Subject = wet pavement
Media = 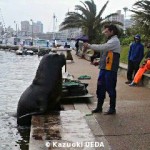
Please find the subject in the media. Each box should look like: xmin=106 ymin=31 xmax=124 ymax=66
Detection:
xmin=65 ymin=51 xmax=150 ymax=150
xmin=30 ymin=110 xmax=96 ymax=150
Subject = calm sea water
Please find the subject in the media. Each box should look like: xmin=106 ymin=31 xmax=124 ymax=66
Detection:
xmin=0 ymin=50 xmax=40 ymax=150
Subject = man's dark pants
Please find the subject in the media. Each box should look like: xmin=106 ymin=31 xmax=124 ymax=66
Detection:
xmin=97 ymin=69 xmax=117 ymax=110
xmin=127 ymin=60 xmax=140 ymax=81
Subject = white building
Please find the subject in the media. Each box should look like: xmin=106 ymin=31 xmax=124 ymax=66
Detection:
xmin=108 ymin=10 xmax=124 ymax=25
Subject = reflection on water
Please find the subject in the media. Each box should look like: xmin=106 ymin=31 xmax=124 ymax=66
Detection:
xmin=0 ymin=50 xmax=40 ymax=150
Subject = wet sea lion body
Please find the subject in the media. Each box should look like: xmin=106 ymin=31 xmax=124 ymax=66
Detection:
xmin=17 ymin=53 xmax=66 ymax=126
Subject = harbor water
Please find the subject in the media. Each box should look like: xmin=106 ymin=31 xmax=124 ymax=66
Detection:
xmin=0 ymin=50 xmax=40 ymax=150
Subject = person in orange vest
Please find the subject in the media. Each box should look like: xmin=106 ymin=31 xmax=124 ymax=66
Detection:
xmin=125 ymin=34 xmax=144 ymax=84
xmin=129 ymin=44 xmax=150 ymax=86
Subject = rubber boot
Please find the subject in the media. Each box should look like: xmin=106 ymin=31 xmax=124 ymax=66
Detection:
xmin=104 ymin=98 xmax=116 ymax=115
xmin=92 ymin=99 xmax=104 ymax=113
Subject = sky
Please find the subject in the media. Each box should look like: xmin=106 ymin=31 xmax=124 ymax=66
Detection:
xmin=0 ymin=0 xmax=137 ymax=33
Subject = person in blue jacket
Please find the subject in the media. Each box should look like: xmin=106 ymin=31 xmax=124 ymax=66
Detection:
xmin=125 ymin=34 xmax=144 ymax=84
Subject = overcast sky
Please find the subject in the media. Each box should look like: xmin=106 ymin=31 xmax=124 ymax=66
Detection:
xmin=0 ymin=0 xmax=137 ymax=33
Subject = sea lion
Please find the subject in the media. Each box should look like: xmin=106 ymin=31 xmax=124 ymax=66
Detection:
xmin=17 ymin=53 xmax=66 ymax=126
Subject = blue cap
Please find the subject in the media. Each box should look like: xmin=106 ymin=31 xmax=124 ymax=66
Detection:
xmin=134 ymin=34 xmax=141 ymax=40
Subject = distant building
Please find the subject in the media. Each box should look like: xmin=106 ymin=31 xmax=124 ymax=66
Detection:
xmin=107 ymin=10 xmax=124 ymax=25
xmin=107 ymin=10 xmax=134 ymax=30
xmin=21 ymin=21 xmax=30 ymax=32
xmin=21 ymin=21 xmax=30 ymax=36
xmin=21 ymin=20 xmax=43 ymax=35
xmin=111 ymin=10 xmax=124 ymax=24
xmin=19 ymin=20 xmax=82 ymax=40
xmin=36 ymin=21 xmax=43 ymax=33
xmin=31 ymin=21 xmax=43 ymax=33
xmin=57 ymin=25 xmax=82 ymax=40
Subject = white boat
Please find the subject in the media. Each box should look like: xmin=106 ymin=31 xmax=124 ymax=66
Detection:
xmin=16 ymin=49 xmax=23 ymax=55
xmin=15 ymin=45 xmax=34 ymax=55
xmin=25 ymin=50 xmax=34 ymax=55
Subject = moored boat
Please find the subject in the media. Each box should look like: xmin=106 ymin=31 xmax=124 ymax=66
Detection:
xmin=15 ymin=45 xmax=34 ymax=55
xmin=16 ymin=49 xmax=23 ymax=55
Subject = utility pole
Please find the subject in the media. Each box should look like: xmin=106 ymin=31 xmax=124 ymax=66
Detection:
xmin=13 ymin=21 xmax=18 ymax=45
xmin=30 ymin=19 xmax=33 ymax=46
xmin=53 ymin=13 xmax=56 ymax=40
xmin=14 ymin=21 xmax=17 ymax=37
xmin=123 ymin=7 xmax=128 ymax=34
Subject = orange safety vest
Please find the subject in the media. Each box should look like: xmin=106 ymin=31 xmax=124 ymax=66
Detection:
xmin=105 ymin=51 xmax=113 ymax=70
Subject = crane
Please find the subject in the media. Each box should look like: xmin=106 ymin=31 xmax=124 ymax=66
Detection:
xmin=0 ymin=8 xmax=6 ymax=32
